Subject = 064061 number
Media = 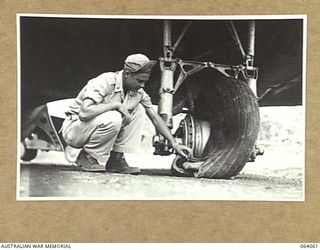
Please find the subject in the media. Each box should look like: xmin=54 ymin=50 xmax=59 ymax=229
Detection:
xmin=300 ymin=244 xmax=318 ymax=248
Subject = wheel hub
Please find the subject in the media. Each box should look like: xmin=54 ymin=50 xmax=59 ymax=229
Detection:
xmin=171 ymin=115 xmax=211 ymax=176
xmin=179 ymin=115 xmax=211 ymax=158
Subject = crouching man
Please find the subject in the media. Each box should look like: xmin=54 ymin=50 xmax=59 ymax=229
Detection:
xmin=61 ymin=54 xmax=192 ymax=174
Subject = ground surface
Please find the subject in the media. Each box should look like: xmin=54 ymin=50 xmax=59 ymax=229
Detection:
xmin=19 ymin=150 xmax=303 ymax=200
xmin=19 ymin=106 xmax=304 ymax=201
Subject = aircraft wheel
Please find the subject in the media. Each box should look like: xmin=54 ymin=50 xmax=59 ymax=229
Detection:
xmin=20 ymin=142 xmax=37 ymax=161
xmin=172 ymin=74 xmax=260 ymax=179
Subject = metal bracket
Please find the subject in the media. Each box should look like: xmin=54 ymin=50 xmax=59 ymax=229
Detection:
xmin=174 ymin=59 xmax=208 ymax=93
xmin=242 ymin=55 xmax=258 ymax=80
xmin=159 ymin=57 xmax=177 ymax=72
xmin=173 ymin=59 xmax=252 ymax=93
xmin=160 ymin=87 xmax=175 ymax=95
xmin=207 ymin=62 xmax=244 ymax=79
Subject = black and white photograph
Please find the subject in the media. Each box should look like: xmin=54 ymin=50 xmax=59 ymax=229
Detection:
xmin=17 ymin=14 xmax=306 ymax=200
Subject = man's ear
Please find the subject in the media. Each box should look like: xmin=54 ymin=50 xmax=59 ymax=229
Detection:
xmin=123 ymin=70 xmax=130 ymax=78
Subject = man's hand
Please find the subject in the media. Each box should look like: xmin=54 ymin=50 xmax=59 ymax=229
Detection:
xmin=116 ymin=103 xmax=132 ymax=126
xmin=172 ymin=143 xmax=193 ymax=159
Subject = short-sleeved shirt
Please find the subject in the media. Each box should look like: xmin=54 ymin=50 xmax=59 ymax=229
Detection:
xmin=67 ymin=70 xmax=153 ymax=115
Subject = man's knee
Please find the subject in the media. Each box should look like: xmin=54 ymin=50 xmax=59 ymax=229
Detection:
xmin=97 ymin=111 xmax=122 ymax=132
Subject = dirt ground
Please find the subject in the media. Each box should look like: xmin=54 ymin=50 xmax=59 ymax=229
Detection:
xmin=18 ymin=106 xmax=304 ymax=201
xmin=19 ymin=148 xmax=304 ymax=200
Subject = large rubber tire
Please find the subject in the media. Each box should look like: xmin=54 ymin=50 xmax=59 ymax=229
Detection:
xmin=177 ymin=71 xmax=260 ymax=179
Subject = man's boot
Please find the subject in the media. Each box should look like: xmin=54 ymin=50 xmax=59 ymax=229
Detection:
xmin=75 ymin=149 xmax=106 ymax=172
xmin=105 ymin=151 xmax=141 ymax=175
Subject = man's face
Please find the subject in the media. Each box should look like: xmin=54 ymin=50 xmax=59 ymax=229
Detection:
xmin=123 ymin=71 xmax=150 ymax=91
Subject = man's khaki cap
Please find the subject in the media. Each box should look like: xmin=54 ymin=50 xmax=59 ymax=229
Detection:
xmin=124 ymin=54 xmax=157 ymax=73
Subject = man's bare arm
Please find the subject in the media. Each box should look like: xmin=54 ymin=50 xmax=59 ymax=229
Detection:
xmin=79 ymin=99 xmax=131 ymax=122
xmin=145 ymin=107 xmax=192 ymax=158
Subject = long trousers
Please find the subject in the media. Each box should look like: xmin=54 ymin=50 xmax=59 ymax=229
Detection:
xmin=61 ymin=104 xmax=145 ymax=165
